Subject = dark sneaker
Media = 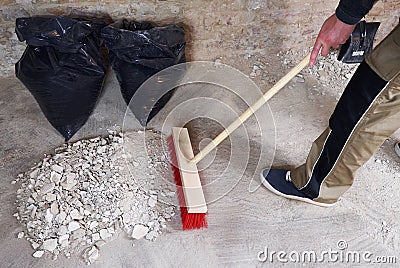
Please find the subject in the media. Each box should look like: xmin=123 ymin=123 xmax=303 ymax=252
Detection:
xmin=395 ymin=142 xmax=400 ymax=158
xmin=260 ymin=169 xmax=335 ymax=207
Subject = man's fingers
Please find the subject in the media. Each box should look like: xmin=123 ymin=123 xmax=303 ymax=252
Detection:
xmin=321 ymin=44 xmax=330 ymax=57
xmin=310 ymin=40 xmax=322 ymax=66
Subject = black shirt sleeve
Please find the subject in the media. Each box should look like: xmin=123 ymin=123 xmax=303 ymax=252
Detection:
xmin=335 ymin=0 xmax=376 ymax=25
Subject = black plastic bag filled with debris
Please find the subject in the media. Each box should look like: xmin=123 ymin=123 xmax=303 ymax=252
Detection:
xmin=15 ymin=17 xmax=107 ymax=141
xmin=101 ymin=20 xmax=186 ymax=126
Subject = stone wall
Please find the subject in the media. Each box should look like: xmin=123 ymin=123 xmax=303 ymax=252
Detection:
xmin=1 ymin=0 xmax=399 ymax=76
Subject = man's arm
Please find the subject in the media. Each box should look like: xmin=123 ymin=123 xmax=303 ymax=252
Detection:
xmin=309 ymin=0 xmax=376 ymax=65
xmin=336 ymin=0 xmax=376 ymax=25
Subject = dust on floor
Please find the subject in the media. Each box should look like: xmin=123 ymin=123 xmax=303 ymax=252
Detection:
xmin=1 ymin=51 xmax=400 ymax=267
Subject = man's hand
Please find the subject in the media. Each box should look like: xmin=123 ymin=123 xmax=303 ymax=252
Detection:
xmin=309 ymin=14 xmax=356 ymax=66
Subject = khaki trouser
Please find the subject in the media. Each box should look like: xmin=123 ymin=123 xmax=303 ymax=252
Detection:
xmin=291 ymin=24 xmax=400 ymax=204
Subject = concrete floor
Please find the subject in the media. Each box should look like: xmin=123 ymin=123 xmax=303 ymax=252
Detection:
xmin=1 ymin=58 xmax=400 ymax=267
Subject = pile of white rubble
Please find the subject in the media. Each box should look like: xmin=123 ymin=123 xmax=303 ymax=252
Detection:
xmin=13 ymin=130 xmax=177 ymax=264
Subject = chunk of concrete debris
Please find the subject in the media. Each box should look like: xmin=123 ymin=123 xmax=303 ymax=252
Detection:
xmin=148 ymin=195 xmax=157 ymax=207
xmin=58 ymin=225 xmax=68 ymax=236
xmin=66 ymin=172 xmax=76 ymax=182
xmin=83 ymin=246 xmax=100 ymax=264
xmin=58 ymin=234 xmax=69 ymax=244
xmin=60 ymin=239 xmax=69 ymax=248
xmin=31 ymin=242 xmax=41 ymax=250
xmin=89 ymin=221 xmax=98 ymax=230
xmin=30 ymin=169 xmax=39 ymax=179
xmin=41 ymin=182 xmax=55 ymax=194
xmin=51 ymin=164 xmax=63 ymax=173
xmin=33 ymin=250 xmax=45 ymax=258
xmin=94 ymin=240 xmax=106 ymax=248
xmin=131 ymin=225 xmax=149 ymax=239
xmin=72 ymin=229 xmax=86 ymax=240
xmin=45 ymin=208 xmax=54 ymax=223
xmin=62 ymin=173 xmax=78 ymax=190
xmin=68 ymin=221 xmax=80 ymax=232
xmin=50 ymin=172 xmax=62 ymax=184
xmin=46 ymin=193 xmax=57 ymax=202
xmin=42 ymin=238 xmax=58 ymax=252
xmin=92 ymin=233 xmax=100 ymax=241
xmin=145 ymin=230 xmax=157 ymax=241
xmin=50 ymin=202 xmax=59 ymax=215
xmin=56 ymin=211 xmax=67 ymax=223
xmin=17 ymin=231 xmax=24 ymax=239
xmin=70 ymin=209 xmax=83 ymax=220
xmin=99 ymin=229 xmax=112 ymax=240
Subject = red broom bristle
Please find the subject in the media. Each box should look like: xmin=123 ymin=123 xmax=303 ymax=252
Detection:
xmin=167 ymin=135 xmax=207 ymax=230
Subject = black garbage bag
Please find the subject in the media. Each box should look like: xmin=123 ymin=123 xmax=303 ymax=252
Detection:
xmin=101 ymin=20 xmax=186 ymax=126
xmin=15 ymin=17 xmax=107 ymax=141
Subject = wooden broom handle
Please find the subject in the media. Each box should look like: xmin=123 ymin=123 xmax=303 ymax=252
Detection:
xmin=189 ymin=53 xmax=311 ymax=164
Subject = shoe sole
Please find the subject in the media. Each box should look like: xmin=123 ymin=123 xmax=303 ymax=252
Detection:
xmin=260 ymin=173 xmax=336 ymax=207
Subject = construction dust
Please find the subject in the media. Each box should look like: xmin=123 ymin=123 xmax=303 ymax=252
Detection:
xmin=278 ymin=50 xmax=359 ymax=99
xmin=13 ymin=130 xmax=177 ymax=265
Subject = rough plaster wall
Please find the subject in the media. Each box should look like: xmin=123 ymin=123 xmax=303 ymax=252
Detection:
xmin=0 ymin=0 xmax=399 ymax=76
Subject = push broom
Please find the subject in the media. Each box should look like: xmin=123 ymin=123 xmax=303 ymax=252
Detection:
xmin=168 ymin=53 xmax=311 ymax=230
